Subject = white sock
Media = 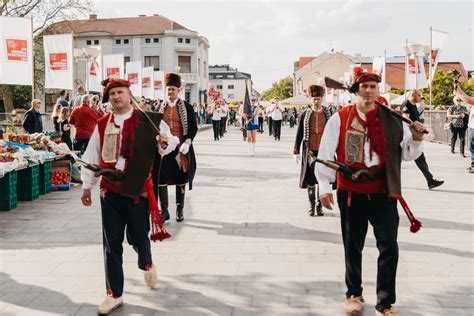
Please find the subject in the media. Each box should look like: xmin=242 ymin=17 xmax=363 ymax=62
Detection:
xmin=251 ymin=143 xmax=255 ymax=155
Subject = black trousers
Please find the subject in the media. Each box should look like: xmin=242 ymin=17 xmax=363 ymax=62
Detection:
xmin=273 ymin=119 xmax=282 ymax=140
xmin=268 ymin=117 xmax=273 ymax=136
xmin=450 ymin=125 xmax=466 ymax=154
xmin=100 ymin=191 xmax=152 ymax=297
xmin=220 ymin=117 xmax=226 ymax=137
xmin=212 ymin=120 xmax=220 ymax=140
xmin=258 ymin=117 xmax=264 ymax=131
xmin=337 ymin=190 xmax=399 ymax=312
xmin=414 ymin=153 xmax=433 ymax=183
xmin=74 ymin=138 xmax=90 ymax=155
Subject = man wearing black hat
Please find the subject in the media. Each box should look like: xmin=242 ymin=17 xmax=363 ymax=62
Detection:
xmin=293 ymin=85 xmax=332 ymax=216
xmin=316 ymin=67 xmax=426 ymax=316
xmin=154 ymin=72 xmax=198 ymax=223
xmin=80 ymin=78 xmax=178 ymax=315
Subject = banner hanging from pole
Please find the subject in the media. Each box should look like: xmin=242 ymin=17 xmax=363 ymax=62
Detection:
xmin=407 ymin=54 xmax=428 ymax=89
xmin=86 ymin=46 xmax=102 ymax=92
xmin=102 ymin=54 xmax=124 ymax=80
xmin=0 ymin=16 xmax=33 ymax=86
xmin=125 ymin=61 xmax=142 ymax=97
xmin=44 ymin=34 xmax=73 ymax=90
xmin=430 ymin=29 xmax=448 ymax=82
xmin=372 ymin=56 xmax=386 ymax=93
xmin=141 ymin=67 xmax=154 ymax=99
xmin=153 ymin=71 xmax=164 ymax=100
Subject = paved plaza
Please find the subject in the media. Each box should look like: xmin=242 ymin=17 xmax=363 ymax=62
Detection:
xmin=0 ymin=125 xmax=473 ymax=316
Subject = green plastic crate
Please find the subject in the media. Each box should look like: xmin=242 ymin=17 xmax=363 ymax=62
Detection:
xmin=17 ymin=165 xmax=40 ymax=201
xmin=0 ymin=171 xmax=17 ymax=211
xmin=39 ymin=161 xmax=52 ymax=195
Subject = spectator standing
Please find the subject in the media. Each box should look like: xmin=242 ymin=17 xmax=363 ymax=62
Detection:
xmin=22 ymin=99 xmax=43 ymax=134
xmin=454 ymin=86 xmax=474 ymax=172
xmin=69 ymin=95 xmax=99 ymax=154
xmin=71 ymin=86 xmax=86 ymax=108
xmin=59 ymin=107 xmax=73 ymax=149
xmin=447 ymin=96 xmax=469 ymax=157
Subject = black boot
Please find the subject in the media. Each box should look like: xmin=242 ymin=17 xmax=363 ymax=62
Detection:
xmin=176 ymin=185 xmax=185 ymax=222
xmin=316 ymin=185 xmax=324 ymax=216
xmin=307 ymin=186 xmax=316 ymax=217
xmin=158 ymin=186 xmax=170 ymax=222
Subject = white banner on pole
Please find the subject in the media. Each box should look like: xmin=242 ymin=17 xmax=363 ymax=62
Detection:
xmin=102 ymin=54 xmax=124 ymax=80
xmin=126 ymin=61 xmax=141 ymax=97
xmin=87 ymin=46 xmax=102 ymax=92
xmin=430 ymin=30 xmax=448 ymax=82
xmin=44 ymin=34 xmax=73 ymax=90
xmin=372 ymin=56 xmax=386 ymax=93
xmin=153 ymin=71 xmax=164 ymax=100
xmin=0 ymin=16 xmax=33 ymax=86
xmin=407 ymin=54 xmax=428 ymax=89
xmin=141 ymin=67 xmax=154 ymax=99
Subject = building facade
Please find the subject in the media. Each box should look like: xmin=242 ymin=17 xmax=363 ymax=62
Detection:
xmin=46 ymin=14 xmax=210 ymax=105
xmin=209 ymin=65 xmax=253 ymax=103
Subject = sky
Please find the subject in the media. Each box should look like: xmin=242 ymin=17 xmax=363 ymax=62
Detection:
xmin=92 ymin=0 xmax=473 ymax=92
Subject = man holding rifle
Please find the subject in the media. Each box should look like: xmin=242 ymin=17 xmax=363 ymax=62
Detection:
xmin=316 ymin=67 xmax=425 ymax=316
xmin=80 ymin=78 xmax=179 ymax=315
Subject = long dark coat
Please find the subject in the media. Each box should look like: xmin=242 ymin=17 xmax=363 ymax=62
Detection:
xmin=293 ymin=107 xmax=331 ymax=188
xmin=152 ymin=99 xmax=198 ymax=193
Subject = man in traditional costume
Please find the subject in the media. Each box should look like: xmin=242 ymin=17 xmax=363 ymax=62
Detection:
xmin=80 ymin=79 xmax=179 ymax=315
xmin=293 ymin=85 xmax=332 ymax=216
xmin=153 ymin=73 xmax=198 ymax=223
xmin=316 ymin=67 xmax=425 ymax=316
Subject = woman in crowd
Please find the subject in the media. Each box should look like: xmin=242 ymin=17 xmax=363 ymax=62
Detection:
xmin=58 ymin=106 xmax=72 ymax=150
xmin=245 ymin=101 xmax=262 ymax=156
xmin=447 ymin=96 xmax=469 ymax=157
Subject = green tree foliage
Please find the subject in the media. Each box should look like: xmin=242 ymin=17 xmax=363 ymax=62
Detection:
xmin=261 ymin=76 xmax=293 ymax=101
xmin=421 ymin=69 xmax=474 ymax=107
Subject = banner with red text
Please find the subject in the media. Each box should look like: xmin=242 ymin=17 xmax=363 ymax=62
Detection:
xmin=102 ymin=54 xmax=124 ymax=80
xmin=125 ymin=61 xmax=142 ymax=97
xmin=44 ymin=34 xmax=73 ymax=90
xmin=153 ymin=71 xmax=165 ymax=100
xmin=0 ymin=16 xmax=33 ymax=86
xmin=86 ymin=46 xmax=102 ymax=92
xmin=141 ymin=67 xmax=154 ymax=99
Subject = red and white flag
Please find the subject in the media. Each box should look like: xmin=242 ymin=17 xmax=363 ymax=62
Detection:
xmin=407 ymin=54 xmax=428 ymax=89
xmin=372 ymin=56 xmax=386 ymax=93
xmin=86 ymin=46 xmax=102 ymax=93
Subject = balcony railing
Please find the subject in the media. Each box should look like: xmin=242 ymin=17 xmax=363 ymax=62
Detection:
xmin=180 ymin=73 xmax=198 ymax=84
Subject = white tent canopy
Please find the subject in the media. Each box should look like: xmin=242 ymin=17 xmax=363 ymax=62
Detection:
xmin=281 ymin=95 xmax=310 ymax=106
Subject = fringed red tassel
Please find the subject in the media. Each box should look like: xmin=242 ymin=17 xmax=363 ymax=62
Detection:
xmin=145 ymin=179 xmax=172 ymax=242
xmin=365 ymin=105 xmax=386 ymax=161
xmin=120 ymin=108 xmax=139 ymax=159
xmin=397 ymin=196 xmax=422 ymax=233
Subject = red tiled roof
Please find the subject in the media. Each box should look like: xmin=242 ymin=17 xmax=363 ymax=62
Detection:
xmin=45 ymin=15 xmax=188 ymax=36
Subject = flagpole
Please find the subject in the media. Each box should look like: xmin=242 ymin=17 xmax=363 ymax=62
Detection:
xmin=404 ymin=39 xmax=408 ymax=100
xmin=383 ymin=49 xmax=387 ymax=93
xmin=429 ymin=26 xmax=433 ymax=111
xmin=30 ymin=16 xmax=35 ymax=102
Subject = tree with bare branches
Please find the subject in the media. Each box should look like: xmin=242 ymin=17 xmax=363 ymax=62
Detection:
xmin=0 ymin=0 xmax=92 ymax=112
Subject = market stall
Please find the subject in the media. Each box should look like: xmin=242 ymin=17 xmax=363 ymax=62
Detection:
xmin=0 ymin=132 xmax=75 ymax=211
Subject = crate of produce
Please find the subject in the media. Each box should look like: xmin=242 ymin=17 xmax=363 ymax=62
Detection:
xmin=39 ymin=161 xmax=52 ymax=195
xmin=0 ymin=170 xmax=17 ymax=211
xmin=51 ymin=160 xmax=71 ymax=191
xmin=17 ymin=164 xmax=39 ymax=201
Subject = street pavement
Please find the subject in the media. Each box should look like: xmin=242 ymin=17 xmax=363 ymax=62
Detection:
xmin=0 ymin=124 xmax=473 ymax=316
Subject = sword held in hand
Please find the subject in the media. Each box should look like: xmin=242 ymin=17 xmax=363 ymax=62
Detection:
xmin=324 ymin=76 xmax=428 ymax=134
